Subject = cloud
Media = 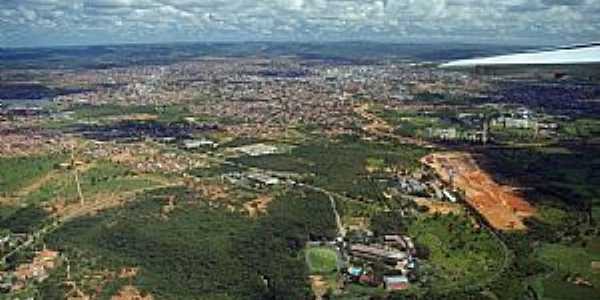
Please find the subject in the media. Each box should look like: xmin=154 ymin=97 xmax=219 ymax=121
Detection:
xmin=541 ymin=0 xmax=585 ymax=6
xmin=0 ymin=0 xmax=599 ymax=47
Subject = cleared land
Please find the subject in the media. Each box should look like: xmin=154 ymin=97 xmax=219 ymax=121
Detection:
xmin=413 ymin=197 xmax=463 ymax=215
xmin=421 ymin=152 xmax=536 ymax=230
xmin=243 ymin=194 xmax=273 ymax=218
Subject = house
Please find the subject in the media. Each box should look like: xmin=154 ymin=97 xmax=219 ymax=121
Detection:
xmin=246 ymin=173 xmax=281 ymax=186
xmin=347 ymin=266 xmax=364 ymax=278
xmin=0 ymin=234 xmax=9 ymax=246
xmin=427 ymin=127 xmax=458 ymax=140
xmin=383 ymin=235 xmax=415 ymax=254
xmin=383 ymin=275 xmax=409 ymax=291
xmin=34 ymin=249 xmax=60 ymax=269
xmin=395 ymin=177 xmax=427 ymax=195
xmin=359 ymin=273 xmax=379 ymax=286
xmin=236 ymin=143 xmax=279 ymax=156
xmin=349 ymin=244 xmax=408 ymax=266
xmin=442 ymin=189 xmax=457 ymax=202
xmin=183 ymin=139 xmax=217 ymax=149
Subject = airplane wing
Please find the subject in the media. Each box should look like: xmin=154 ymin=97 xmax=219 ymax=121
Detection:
xmin=441 ymin=44 xmax=600 ymax=67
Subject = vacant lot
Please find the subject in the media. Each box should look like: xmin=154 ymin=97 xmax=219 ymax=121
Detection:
xmin=422 ymin=152 xmax=535 ymax=230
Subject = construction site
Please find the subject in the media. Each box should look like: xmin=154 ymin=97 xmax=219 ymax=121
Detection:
xmin=421 ymin=152 xmax=536 ymax=230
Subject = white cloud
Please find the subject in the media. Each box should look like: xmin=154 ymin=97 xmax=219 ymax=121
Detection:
xmin=0 ymin=0 xmax=599 ymax=47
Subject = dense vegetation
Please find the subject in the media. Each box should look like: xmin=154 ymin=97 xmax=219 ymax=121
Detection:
xmin=41 ymin=186 xmax=336 ymax=299
xmin=480 ymin=145 xmax=600 ymax=222
xmin=234 ymin=135 xmax=428 ymax=201
xmin=465 ymin=143 xmax=600 ymax=300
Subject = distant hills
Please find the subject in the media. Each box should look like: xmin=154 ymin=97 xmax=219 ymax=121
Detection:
xmin=0 ymin=42 xmax=529 ymax=70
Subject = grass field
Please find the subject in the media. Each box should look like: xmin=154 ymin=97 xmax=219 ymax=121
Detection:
xmin=537 ymin=272 xmax=600 ymax=300
xmin=70 ymin=103 xmax=191 ymax=123
xmin=306 ymin=247 xmax=338 ymax=274
xmin=24 ymin=161 xmax=159 ymax=205
xmin=0 ymin=161 xmax=164 ymax=233
xmin=537 ymin=243 xmax=600 ymax=285
xmin=0 ymin=154 xmax=65 ymax=195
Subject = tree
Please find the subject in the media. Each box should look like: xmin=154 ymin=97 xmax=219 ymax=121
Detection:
xmin=414 ymin=242 xmax=430 ymax=260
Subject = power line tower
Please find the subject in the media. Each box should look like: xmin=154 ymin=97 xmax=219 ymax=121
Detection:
xmin=70 ymin=144 xmax=85 ymax=206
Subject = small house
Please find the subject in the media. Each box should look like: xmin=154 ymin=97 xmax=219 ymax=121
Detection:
xmin=383 ymin=275 xmax=409 ymax=291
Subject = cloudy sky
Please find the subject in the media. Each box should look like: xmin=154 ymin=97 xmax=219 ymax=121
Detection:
xmin=0 ymin=0 xmax=599 ymax=47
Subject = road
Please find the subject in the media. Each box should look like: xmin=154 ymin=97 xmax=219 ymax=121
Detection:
xmin=1 ymin=221 xmax=58 ymax=265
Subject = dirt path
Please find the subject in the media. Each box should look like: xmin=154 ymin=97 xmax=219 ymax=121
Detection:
xmin=16 ymin=171 xmax=60 ymax=197
xmin=309 ymin=275 xmax=328 ymax=300
xmin=421 ymin=152 xmax=535 ymax=230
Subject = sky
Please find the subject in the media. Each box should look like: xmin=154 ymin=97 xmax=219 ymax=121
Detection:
xmin=0 ymin=0 xmax=599 ymax=48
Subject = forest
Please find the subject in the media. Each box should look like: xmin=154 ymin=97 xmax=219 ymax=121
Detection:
xmin=39 ymin=186 xmax=336 ymax=300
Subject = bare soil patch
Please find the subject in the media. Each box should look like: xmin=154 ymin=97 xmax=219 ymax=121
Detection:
xmin=413 ymin=197 xmax=463 ymax=215
xmin=110 ymin=285 xmax=154 ymax=300
xmin=244 ymin=194 xmax=273 ymax=217
xmin=309 ymin=275 xmax=328 ymax=300
xmin=421 ymin=152 xmax=536 ymax=230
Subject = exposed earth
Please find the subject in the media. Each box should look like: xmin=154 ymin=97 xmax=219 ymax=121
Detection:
xmin=421 ymin=152 xmax=536 ymax=230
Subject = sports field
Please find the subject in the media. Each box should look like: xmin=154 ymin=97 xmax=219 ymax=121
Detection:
xmin=305 ymin=246 xmax=338 ymax=274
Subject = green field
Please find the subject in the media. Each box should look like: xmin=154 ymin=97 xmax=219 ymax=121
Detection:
xmin=378 ymin=110 xmax=447 ymax=138
xmin=537 ymin=243 xmax=600 ymax=287
xmin=536 ymin=271 xmax=600 ymax=300
xmin=70 ymin=103 xmax=191 ymax=123
xmin=306 ymin=247 xmax=338 ymax=274
xmin=408 ymin=214 xmax=505 ymax=291
xmin=23 ymin=161 xmax=159 ymax=205
xmin=0 ymin=161 xmax=162 ymax=233
xmin=0 ymin=154 xmax=65 ymax=195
